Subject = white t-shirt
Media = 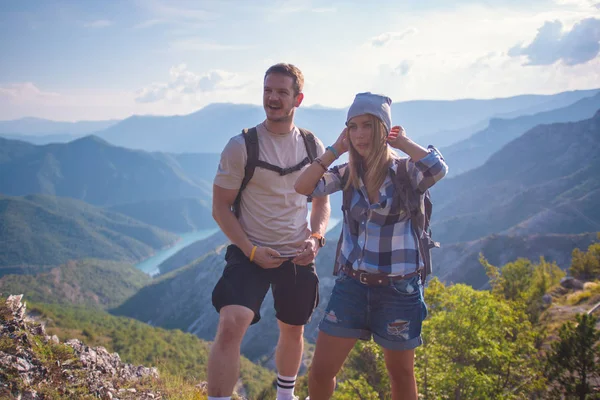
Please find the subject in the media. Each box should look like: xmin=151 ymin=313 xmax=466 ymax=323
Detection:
xmin=214 ymin=123 xmax=326 ymax=253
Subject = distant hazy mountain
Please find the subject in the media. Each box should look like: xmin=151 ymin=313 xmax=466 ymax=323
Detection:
xmin=433 ymin=232 xmax=598 ymax=290
xmin=0 ymin=137 xmax=36 ymax=163
xmin=0 ymin=132 xmax=84 ymax=145
xmin=108 ymin=197 xmax=216 ymax=233
xmin=89 ymin=89 xmax=600 ymax=154
xmin=0 ymin=194 xmax=177 ymax=272
xmin=441 ymin=92 xmax=600 ymax=176
xmin=0 ymin=135 xmax=215 ymax=207
xmin=431 ymin=110 xmax=600 ymax=244
xmin=0 ymin=117 xmax=119 ymax=135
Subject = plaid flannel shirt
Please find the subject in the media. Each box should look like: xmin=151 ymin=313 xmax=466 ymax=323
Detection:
xmin=312 ymin=147 xmax=448 ymax=276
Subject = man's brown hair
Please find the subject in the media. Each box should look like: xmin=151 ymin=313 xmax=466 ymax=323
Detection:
xmin=264 ymin=63 xmax=304 ymax=95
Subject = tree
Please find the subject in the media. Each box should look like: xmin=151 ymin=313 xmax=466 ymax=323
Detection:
xmin=569 ymin=240 xmax=600 ymax=280
xmin=482 ymin=255 xmax=565 ymax=323
xmin=546 ymin=313 xmax=600 ymax=399
xmin=416 ymin=279 xmax=545 ymax=399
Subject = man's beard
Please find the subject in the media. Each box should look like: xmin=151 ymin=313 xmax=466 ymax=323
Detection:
xmin=266 ymin=113 xmax=293 ymax=123
xmin=265 ymin=105 xmax=294 ymax=123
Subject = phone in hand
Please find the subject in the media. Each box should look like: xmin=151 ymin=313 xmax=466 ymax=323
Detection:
xmin=271 ymin=252 xmax=300 ymax=259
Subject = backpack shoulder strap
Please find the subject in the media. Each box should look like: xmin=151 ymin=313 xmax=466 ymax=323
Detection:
xmin=393 ymin=158 xmax=438 ymax=282
xmin=298 ymin=128 xmax=318 ymax=162
xmin=393 ymin=157 xmax=420 ymax=213
xmin=334 ymin=165 xmax=351 ymax=276
xmin=232 ymin=127 xmax=259 ymax=218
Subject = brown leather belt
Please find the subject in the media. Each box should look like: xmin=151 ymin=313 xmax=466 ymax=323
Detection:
xmin=341 ymin=265 xmax=421 ymax=286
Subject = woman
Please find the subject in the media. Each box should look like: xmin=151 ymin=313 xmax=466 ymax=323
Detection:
xmin=294 ymin=92 xmax=448 ymax=400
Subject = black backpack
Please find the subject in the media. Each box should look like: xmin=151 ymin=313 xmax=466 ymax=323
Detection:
xmin=334 ymin=158 xmax=439 ymax=282
xmin=232 ymin=126 xmax=318 ymax=218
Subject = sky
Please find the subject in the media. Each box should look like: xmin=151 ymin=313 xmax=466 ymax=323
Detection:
xmin=1 ymin=0 xmax=599 ymax=121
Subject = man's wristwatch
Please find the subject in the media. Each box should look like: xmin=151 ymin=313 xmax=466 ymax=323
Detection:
xmin=310 ymin=233 xmax=326 ymax=247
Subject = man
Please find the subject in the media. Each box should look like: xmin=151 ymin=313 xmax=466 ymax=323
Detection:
xmin=208 ymin=63 xmax=331 ymax=400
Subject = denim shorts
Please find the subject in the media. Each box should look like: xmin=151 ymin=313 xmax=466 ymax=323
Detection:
xmin=318 ymin=272 xmax=427 ymax=351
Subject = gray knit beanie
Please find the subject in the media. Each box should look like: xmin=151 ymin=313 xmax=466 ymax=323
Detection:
xmin=346 ymin=92 xmax=392 ymax=134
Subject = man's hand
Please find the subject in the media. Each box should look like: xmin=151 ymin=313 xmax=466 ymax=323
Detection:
xmin=252 ymin=246 xmax=286 ymax=269
xmin=292 ymin=237 xmax=319 ymax=265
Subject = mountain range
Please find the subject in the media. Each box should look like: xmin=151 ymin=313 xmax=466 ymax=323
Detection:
xmin=431 ymin=110 xmax=600 ymax=245
xmin=441 ymin=92 xmax=600 ymax=176
xmin=0 ymin=117 xmax=119 ymax=135
xmin=0 ymin=136 xmax=216 ymax=207
xmin=2 ymin=89 xmax=598 ymax=153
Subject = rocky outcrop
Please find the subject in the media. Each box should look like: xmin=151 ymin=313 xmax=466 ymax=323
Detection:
xmin=0 ymin=294 xmax=161 ymax=399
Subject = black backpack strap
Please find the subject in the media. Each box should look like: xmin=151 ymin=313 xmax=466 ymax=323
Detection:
xmin=394 ymin=158 xmax=426 ymax=275
xmin=334 ymin=166 xmax=351 ymax=276
xmin=298 ymin=128 xmax=318 ymax=162
xmin=255 ymin=158 xmax=311 ymax=176
xmin=394 ymin=158 xmax=438 ymax=282
xmin=232 ymin=127 xmax=259 ymax=218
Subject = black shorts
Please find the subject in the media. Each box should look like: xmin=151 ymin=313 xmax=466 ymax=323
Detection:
xmin=212 ymin=245 xmax=320 ymax=326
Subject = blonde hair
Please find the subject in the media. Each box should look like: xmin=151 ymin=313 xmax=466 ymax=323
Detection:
xmin=345 ymin=115 xmax=397 ymax=198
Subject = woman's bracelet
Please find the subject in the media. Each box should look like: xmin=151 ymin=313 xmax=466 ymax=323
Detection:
xmin=326 ymin=145 xmax=339 ymax=159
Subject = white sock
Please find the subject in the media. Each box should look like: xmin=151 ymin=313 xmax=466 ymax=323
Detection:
xmin=208 ymin=397 xmax=231 ymax=400
xmin=277 ymin=373 xmax=297 ymax=400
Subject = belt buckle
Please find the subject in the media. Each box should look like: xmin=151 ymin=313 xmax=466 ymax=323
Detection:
xmin=359 ymin=272 xmax=368 ymax=285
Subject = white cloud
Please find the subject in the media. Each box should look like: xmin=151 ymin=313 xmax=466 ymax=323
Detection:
xmin=135 ymin=64 xmax=248 ymax=103
xmin=0 ymin=83 xmax=60 ymax=103
xmin=509 ymin=17 xmax=600 ymax=65
xmin=83 ymin=19 xmax=112 ymax=28
xmin=370 ymin=29 xmax=418 ymax=47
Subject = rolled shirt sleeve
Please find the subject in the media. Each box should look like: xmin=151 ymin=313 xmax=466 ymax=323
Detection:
xmin=311 ymin=163 xmax=348 ymax=197
xmin=408 ymin=146 xmax=448 ymax=194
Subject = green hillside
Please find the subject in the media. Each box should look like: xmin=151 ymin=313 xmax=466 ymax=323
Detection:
xmin=0 ymin=259 xmax=151 ymax=309
xmin=0 ymin=194 xmax=177 ymax=272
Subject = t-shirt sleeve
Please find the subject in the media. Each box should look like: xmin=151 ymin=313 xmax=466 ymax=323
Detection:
xmin=213 ymin=136 xmax=247 ymax=190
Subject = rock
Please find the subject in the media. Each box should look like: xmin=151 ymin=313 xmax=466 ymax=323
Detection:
xmin=561 ymin=277 xmax=584 ymax=290
xmin=31 ymin=324 xmax=45 ymax=336
xmin=15 ymin=357 xmax=33 ymax=372
xmin=542 ymin=294 xmax=553 ymax=305
xmin=22 ymin=390 xmax=38 ymax=400
xmin=1 ymin=294 xmax=161 ymax=400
